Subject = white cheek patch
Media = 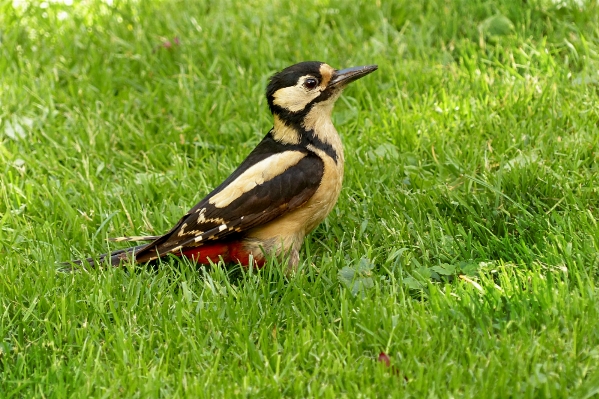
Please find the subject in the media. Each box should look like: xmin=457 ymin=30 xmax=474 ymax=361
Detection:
xmin=272 ymin=85 xmax=321 ymax=112
xmin=209 ymin=151 xmax=307 ymax=208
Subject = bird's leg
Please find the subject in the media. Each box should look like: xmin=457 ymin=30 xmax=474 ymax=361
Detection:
xmin=285 ymin=248 xmax=301 ymax=276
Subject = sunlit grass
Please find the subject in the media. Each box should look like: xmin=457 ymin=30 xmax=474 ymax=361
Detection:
xmin=2 ymin=0 xmax=599 ymax=397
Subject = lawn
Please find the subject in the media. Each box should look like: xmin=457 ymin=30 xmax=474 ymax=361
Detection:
xmin=2 ymin=0 xmax=599 ymax=397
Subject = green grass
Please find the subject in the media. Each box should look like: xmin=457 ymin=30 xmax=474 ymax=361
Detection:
xmin=2 ymin=0 xmax=599 ymax=397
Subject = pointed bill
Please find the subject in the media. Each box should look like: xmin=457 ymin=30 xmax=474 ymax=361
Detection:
xmin=329 ymin=65 xmax=378 ymax=87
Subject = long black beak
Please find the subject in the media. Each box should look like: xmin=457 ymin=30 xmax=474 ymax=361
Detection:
xmin=329 ymin=65 xmax=378 ymax=87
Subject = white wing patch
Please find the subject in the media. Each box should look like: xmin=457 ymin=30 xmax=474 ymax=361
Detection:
xmin=209 ymin=151 xmax=306 ymax=208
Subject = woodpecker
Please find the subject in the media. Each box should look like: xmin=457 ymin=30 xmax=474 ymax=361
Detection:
xmin=70 ymin=61 xmax=377 ymax=272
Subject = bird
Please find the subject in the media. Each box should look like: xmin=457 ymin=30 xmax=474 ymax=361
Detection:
xmin=69 ymin=61 xmax=377 ymax=273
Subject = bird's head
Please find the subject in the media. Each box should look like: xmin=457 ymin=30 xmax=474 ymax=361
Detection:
xmin=266 ymin=61 xmax=377 ymax=124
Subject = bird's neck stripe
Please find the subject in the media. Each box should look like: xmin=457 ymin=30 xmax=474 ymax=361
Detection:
xmin=272 ymin=115 xmax=301 ymax=145
xmin=270 ymin=124 xmax=339 ymax=165
xmin=303 ymin=130 xmax=339 ymax=164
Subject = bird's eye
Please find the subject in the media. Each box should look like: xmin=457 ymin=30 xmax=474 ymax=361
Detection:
xmin=303 ymin=78 xmax=318 ymax=90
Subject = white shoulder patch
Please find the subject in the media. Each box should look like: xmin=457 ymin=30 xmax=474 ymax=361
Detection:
xmin=209 ymin=151 xmax=306 ymax=208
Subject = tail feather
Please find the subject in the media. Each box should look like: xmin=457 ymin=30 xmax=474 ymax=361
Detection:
xmin=63 ymin=240 xmax=257 ymax=270
xmin=64 ymin=244 xmax=148 ymax=269
xmin=107 ymin=235 xmax=161 ymax=242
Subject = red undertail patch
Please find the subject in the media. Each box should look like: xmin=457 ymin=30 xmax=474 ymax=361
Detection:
xmin=180 ymin=242 xmax=266 ymax=268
